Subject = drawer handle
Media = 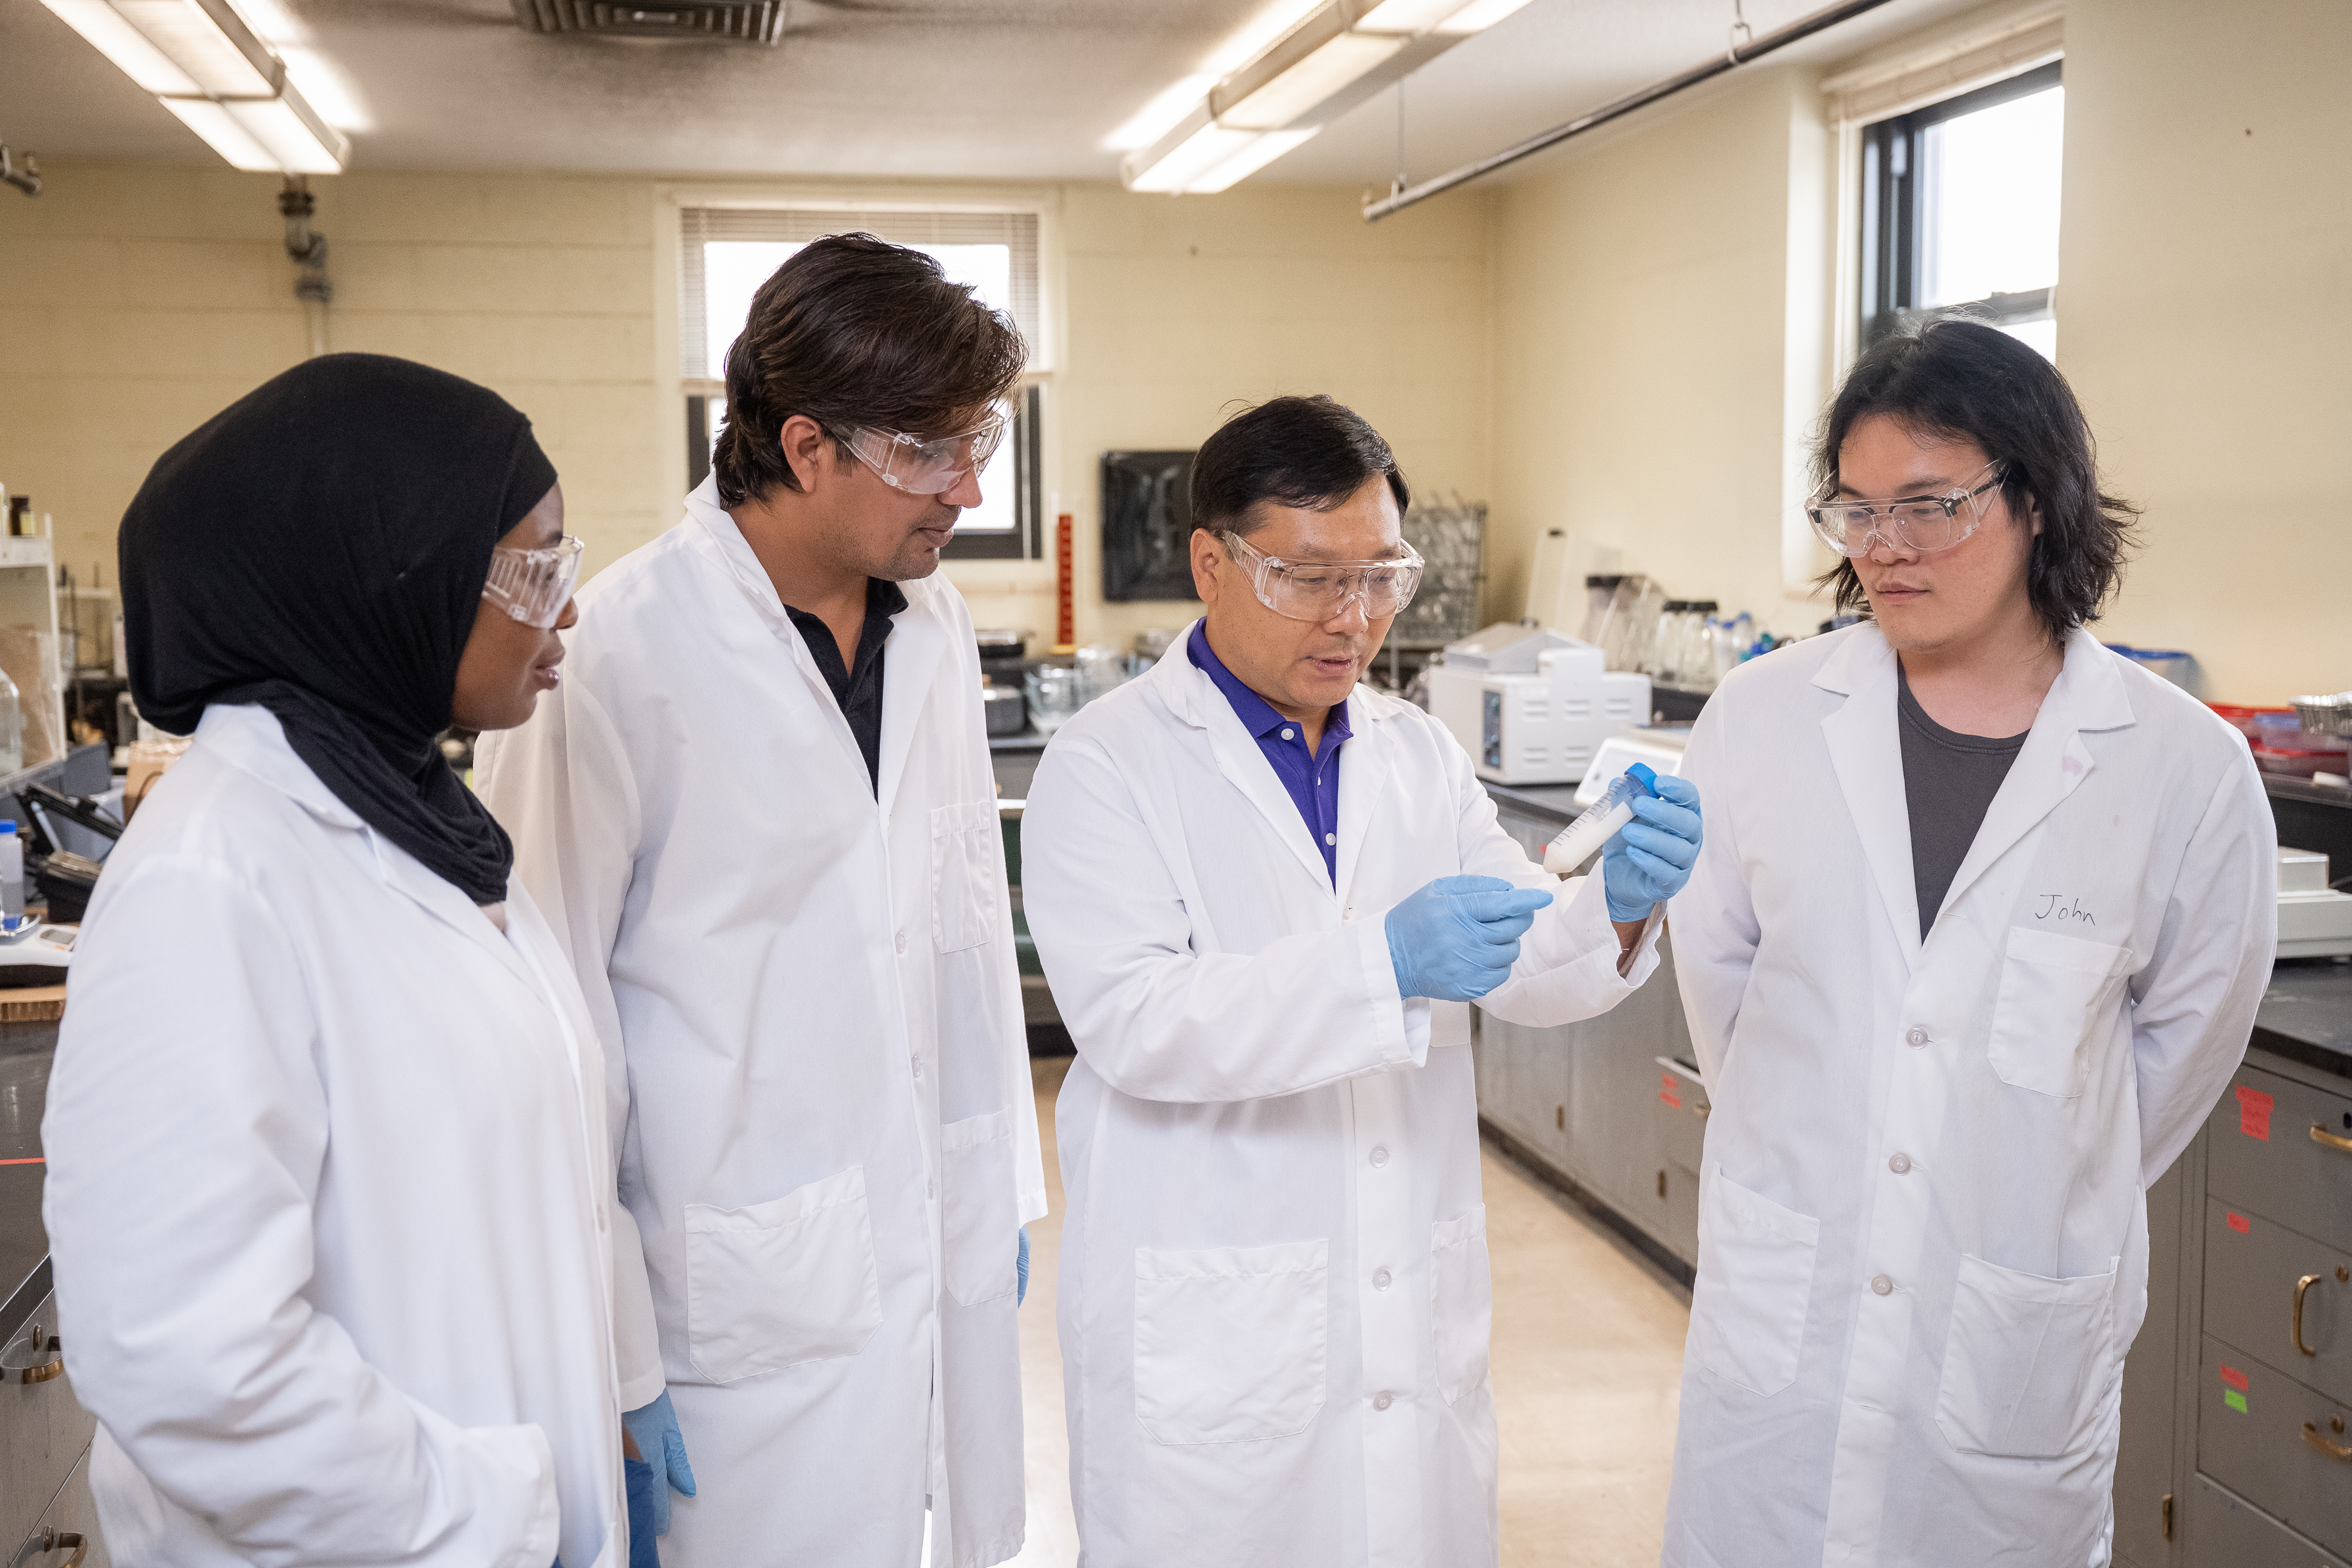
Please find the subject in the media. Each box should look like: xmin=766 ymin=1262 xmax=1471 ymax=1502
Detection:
xmin=30 ymin=1529 xmax=87 ymax=1566
xmin=2295 ymin=1273 xmax=2324 ymax=1357
xmin=5 ymin=1323 xmax=62 ymax=1386
xmin=2304 ymin=1422 xmax=2352 ymax=1464
xmin=2315 ymin=1123 xmax=2352 ymax=1155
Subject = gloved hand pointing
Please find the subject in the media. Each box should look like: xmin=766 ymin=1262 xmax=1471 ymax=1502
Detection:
xmin=1385 ymin=875 xmax=1554 ymax=1002
xmin=623 ymin=1390 xmax=697 ymax=1538
xmin=1601 ymin=774 xmax=1702 ymax=920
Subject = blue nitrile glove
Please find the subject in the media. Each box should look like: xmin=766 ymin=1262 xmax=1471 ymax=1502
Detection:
xmin=1384 ymin=875 xmax=1555 ymax=1002
xmin=1017 ymin=1227 xmax=1031 ymax=1306
xmin=1602 ymin=773 xmax=1702 ymax=920
xmin=623 ymin=1456 xmax=659 ymax=1568
xmin=623 ymin=1392 xmax=697 ymax=1537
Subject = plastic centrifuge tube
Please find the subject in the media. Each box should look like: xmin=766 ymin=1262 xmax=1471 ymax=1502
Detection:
xmin=1542 ymin=764 xmax=1660 ymax=875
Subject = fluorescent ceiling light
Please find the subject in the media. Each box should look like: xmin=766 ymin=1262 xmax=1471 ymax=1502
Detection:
xmin=1214 ymin=31 xmax=1405 ymax=131
xmin=1431 ymin=0 xmax=1535 ymax=35
xmin=1103 ymin=72 xmax=1217 ymax=152
xmin=1123 ymin=111 xmax=1264 ymax=194
xmin=1353 ymin=0 xmax=1468 ymax=32
xmin=39 ymin=0 xmax=349 ymax=173
xmin=1187 ymin=128 xmax=1321 ymax=194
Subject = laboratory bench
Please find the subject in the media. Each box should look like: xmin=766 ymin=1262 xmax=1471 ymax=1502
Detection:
xmin=1471 ymin=775 xmax=2352 ymax=1567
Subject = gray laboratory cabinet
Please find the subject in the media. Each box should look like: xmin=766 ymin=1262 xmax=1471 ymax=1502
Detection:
xmin=1472 ymin=781 xmax=2352 ymax=1567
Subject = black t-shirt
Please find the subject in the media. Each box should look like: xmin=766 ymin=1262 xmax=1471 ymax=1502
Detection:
xmin=782 ymin=577 xmax=907 ymax=794
xmin=1899 ymin=662 xmax=2029 ymax=941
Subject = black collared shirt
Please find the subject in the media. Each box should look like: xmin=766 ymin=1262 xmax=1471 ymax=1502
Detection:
xmin=783 ymin=577 xmax=907 ymax=794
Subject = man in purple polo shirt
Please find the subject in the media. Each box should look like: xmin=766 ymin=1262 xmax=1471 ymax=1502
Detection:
xmin=1022 ymin=395 xmax=1704 ymax=1565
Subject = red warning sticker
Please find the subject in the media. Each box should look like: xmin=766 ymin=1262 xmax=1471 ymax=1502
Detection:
xmin=2237 ymin=1084 xmax=2274 ymax=1140
xmin=2226 ymin=1212 xmax=2251 ymax=1233
xmin=1659 ymin=1072 xmax=1683 ymax=1110
xmin=2219 ymin=1363 xmax=2249 ymax=1392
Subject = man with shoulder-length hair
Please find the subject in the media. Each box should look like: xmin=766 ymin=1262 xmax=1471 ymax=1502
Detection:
xmin=478 ymin=233 xmax=1046 ymax=1567
xmin=1662 ymin=317 xmax=2274 ymax=1566
xmin=1021 ymin=395 xmax=1704 ymax=1565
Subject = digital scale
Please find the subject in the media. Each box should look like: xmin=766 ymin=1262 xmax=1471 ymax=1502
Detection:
xmin=0 ymin=918 xmax=73 ymax=987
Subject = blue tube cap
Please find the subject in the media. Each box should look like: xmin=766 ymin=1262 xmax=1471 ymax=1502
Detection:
xmin=1626 ymin=762 xmax=1659 ymax=794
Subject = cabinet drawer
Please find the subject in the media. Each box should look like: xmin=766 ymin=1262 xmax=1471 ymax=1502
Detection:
xmin=2198 ymin=1334 xmax=2352 ymax=1559
xmin=2208 ymin=1064 xmax=2352 ymax=1254
xmin=0 ymin=1296 xmax=95 ymax=1556
xmin=2204 ymin=1197 xmax=2352 ymax=1407
xmin=1652 ymin=1057 xmax=1708 ymax=1174
xmin=2186 ymin=1473 xmax=2351 ymax=1568
xmin=10 ymin=1445 xmax=112 ymax=1568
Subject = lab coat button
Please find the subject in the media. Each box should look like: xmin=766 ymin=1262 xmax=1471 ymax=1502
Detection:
xmin=1369 ymin=1145 xmax=1389 ymax=1168
xmin=1905 ymin=1027 xmax=1928 ymax=1047
xmin=1372 ymin=1391 xmax=1393 ymax=1411
xmin=896 ymin=930 xmax=908 ymax=955
xmin=912 ymin=1058 xmax=924 ymax=1081
xmin=1888 ymin=1152 xmax=1911 ymax=1174
xmin=1372 ymin=1267 xmax=1392 ymax=1290
xmin=1870 ymin=1273 xmax=1893 ymax=1296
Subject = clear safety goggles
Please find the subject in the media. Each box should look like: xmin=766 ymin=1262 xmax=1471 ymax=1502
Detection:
xmin=1220 ymin=531 xmax=1425 ymax=623
xmin=481 ymin=534 xmax=584 ymax=629
xmin=836 ymin=404 xmax=1012 ymax=496
xmin=1806 ymin=462 xmax=2006 ymax=558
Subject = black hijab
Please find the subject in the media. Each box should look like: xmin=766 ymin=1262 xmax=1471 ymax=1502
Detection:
xmin=119 ymin=354 xmax=558 ymax=903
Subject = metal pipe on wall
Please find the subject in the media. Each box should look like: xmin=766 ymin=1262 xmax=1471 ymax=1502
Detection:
xmin=1361 ymin=0 xmax=1905 ymax=222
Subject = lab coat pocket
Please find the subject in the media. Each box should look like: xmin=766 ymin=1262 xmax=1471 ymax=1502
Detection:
xmin=931 ymin=800 xmax=1000 ymax=953
xmin=1432 ymin=1206 xmax=1493 ymax=1407
xmin=1935 ymin=1252 xmax=2118 ymax=1459
xmin=1689 ymin=1165 xmax=1819 ymax=1397
xmin=683 ymin=1165 xmax=884 ymax=1383
xmin=941 ymin=1107 xmax=1018 ymax=1305
xmin=1985 ymin=927 xmax=2134 ymax=1098
xmin=1134 ymin=1239 xmax=1328 ymax=1444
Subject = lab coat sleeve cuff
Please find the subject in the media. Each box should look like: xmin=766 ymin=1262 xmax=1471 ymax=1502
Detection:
xmin=1475 ymin=874 xmax=1653 ymax=1027
xmin=1351 ymin=915 xmax=1428 ymax=1070
xmin=406 ymin=1402 xmax=561 ymax=1568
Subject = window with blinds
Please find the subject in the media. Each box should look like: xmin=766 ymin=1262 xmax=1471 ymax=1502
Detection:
xmin=678 ymin=206 xmax=1044 ymax=557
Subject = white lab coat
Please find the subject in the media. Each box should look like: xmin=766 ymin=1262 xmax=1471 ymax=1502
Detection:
xmin=473 ymin=476 xmax=1046 ymax=1568
xmin=1021 ymin=629 xmax=1663 ymax=1568
xmin=1661 ymin=625 xmax=2275 ymax=1568
xmin=43 ymin=702 xmax=639 ymax=1568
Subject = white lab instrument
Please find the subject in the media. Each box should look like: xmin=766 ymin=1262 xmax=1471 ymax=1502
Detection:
xmin=474 ymin=476 xmax=1043 ymax=1568
xmin=1543 ymin=763 xmax=1658 ymax=873
xmin=45 ymin=703 xmax=637 ymax=1568
xmin=1572 ymin=728 xmax=1689 ymax=807
xmin=1521 ymin=527 xmax=1620 ymax=631
xmin=1426 ymin=621 xmax=1650 ymax=785
xmin=1661 ymin=627 xmax=2274 ymax=1568
xmin=0 ymin=917 xmax=70 ymax=985
xmin=2275 ymin=845 xmax=2352 ymax=957
xmin=1023 ymin=631 xmax=1663 ymax=1564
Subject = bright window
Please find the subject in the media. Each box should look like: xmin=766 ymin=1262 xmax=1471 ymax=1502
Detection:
xmin=1861 ymin=61 xmax=2063 ymax=359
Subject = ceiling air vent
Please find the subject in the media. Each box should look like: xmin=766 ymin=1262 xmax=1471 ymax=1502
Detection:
xmin=510 ymin=0 xmax=785 ymax=43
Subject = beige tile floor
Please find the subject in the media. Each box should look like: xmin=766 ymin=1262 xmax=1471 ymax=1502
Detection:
xmin=1003 ymin=1057 xmax=1692 ymax=1568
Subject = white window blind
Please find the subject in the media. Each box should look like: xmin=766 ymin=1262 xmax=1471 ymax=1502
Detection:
xmin=678 ymin=207 xmax=1041 ymax=381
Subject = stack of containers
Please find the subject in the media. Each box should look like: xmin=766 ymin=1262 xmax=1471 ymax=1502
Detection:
xmin=2210 ymin=703 xmax=2349 ymax=777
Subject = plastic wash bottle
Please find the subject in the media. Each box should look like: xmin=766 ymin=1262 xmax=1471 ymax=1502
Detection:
xmin=1542 ymin=764 xmax=1660 ymax=875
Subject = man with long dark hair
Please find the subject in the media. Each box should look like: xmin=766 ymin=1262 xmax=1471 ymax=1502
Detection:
xmin=1661 ymin=318 xmax=2274 ymax=1565
xmin=478 ymin=235 xmax=1045 ymax=1567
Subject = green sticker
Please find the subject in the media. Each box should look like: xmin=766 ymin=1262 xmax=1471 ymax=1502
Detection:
xmin=2224 ymin=1389 xmax=2248 ymax=1414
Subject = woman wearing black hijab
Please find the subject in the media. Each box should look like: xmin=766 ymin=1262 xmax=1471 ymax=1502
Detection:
xmin=43 ymin=355 xmax=658 ymax=1568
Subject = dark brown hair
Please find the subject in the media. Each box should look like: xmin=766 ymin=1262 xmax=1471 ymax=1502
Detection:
xmin=711 ymin=233 xmax=1027 ymax=508
xmin=1814 ymin=315 xmax=2137 ymax=641
xmin=1190 ymin=394 xmax=1410 ymax=537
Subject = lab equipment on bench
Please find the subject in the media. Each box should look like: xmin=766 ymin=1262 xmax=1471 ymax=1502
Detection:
xmin=1571 ymin=730 xmax=1687 ymax=808
xmin=14 ymin=779 xmax=121 ymax=922
xmin=1544 ymin=764 xmax=1659 ymax=874
xmin=2276 ymin=845 xmax=2352 ymax=958
xmin=0 ymin=919 xmax=74 ymax=987
xmin=1426 ymin=623 xmax=1649 ymax=785
xmin=0 ymin=821 xmax=18 ymax=917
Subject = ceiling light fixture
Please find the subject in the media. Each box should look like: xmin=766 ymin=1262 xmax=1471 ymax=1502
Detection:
xmin=1119 ymin=0 xmax=1535 ymax=196
xmin=38 ymin=0 xmax=349 ymax=173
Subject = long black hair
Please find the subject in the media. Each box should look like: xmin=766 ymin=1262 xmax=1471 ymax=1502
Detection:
xmin=1814 ymin=316 xmax=2138 ymax=641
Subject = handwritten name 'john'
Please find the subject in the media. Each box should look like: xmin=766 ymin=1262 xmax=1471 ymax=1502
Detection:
xmin=2034 ymin=894 xmax=2095 ymax=925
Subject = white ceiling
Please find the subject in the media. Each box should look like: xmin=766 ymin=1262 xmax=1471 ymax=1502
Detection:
xmin=0 ymin=0 xmax=1988 ymax=188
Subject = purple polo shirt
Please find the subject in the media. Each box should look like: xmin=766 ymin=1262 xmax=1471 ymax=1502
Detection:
xmin=1187 ymin=621 xmax=1351 ymax=886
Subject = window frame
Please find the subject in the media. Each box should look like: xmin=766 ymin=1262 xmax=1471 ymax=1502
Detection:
xmin=1857 ymin=58 xmax=2063 ymax=350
